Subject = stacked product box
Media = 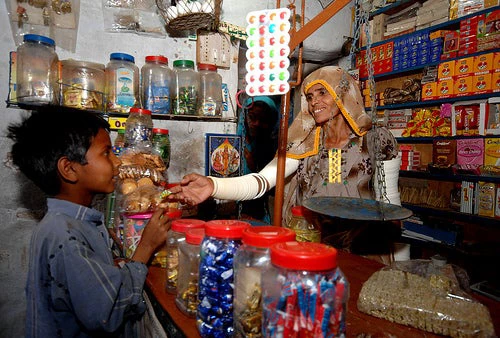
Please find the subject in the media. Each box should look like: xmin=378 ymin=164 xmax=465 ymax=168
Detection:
xmin=386 ymin=108 xmax=412 ymax=135
xmin=437 ymin=60 xmax=455 ymax=99
xmin=399 ymin=144 xmax=421 ymax=170
xmin=393 ymin=31 xmax=435 ymax=71
xmin=452 ymin=100 xmax=491 ymax=135
xmin=460 ymin=181 xmax=476 ymax=213
xmin=433 ymin=139 xmax=457 ymax=167
xmin=357 ymin=41 xmax=394 ymax=78
xmin=450 ymin=0 xmax=499 ymax=20
xmin=456 ymin=137 xmax=484 ymax=170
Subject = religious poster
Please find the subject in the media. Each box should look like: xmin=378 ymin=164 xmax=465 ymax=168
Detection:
xmin=205 ymin=134 xmax=242 ymax=177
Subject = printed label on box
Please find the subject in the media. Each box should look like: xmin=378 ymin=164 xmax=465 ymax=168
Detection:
xmin=457 ymin=138 xmax=484 ymax=166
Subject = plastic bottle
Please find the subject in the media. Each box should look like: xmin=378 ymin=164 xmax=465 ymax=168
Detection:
xmin=197 ymin=220 xmax=250 ymax=337
xmin=105 ymin=52 xmax=139 ymax=113
xmin=112 ymin=129 xmax=126 ymax=156
xmin=198 ymin=63 xmax=223 ymax=117
xmin=233 ymin=226 xmax=296 ymax=338
xmin=141 ymin=55 xmax=173 ymax=114
xmin=152 ymin=128 xmax=171 ymax=169
xmin=286 ymin=205 xmax=321 ymax=242
xmin=166 ymin=219 xmax=206 ymax=294
xmin=172 ymin=60 xmax=200 ymax=115
xmin=16 ymin=34 xmax=59 ymax=104
xmin=175 ymin=228 xmax=205 ymax=317
xmin=261 ymin=242 xmax=349 ymax=337
xmin=124 ymin=107 xmax=153 ymax=149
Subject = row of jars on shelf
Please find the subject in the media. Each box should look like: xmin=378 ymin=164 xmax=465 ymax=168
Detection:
xmin=15 ymin=34 xmax=224 ymax=117
xmin=123 ymin=216 xmax=347 ymax=338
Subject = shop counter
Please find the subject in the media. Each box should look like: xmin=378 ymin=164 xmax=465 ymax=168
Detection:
xmin=146 ymin=251 xmax=500 ymax=338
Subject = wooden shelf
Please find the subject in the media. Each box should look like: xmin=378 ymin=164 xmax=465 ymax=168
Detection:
xmin=402 ymin=203 xmax=500 ymax=228
xmin=400 ymin=170 xmax=500 ymax=184
xmin=366 ymin=92 xmax=499 ymax=111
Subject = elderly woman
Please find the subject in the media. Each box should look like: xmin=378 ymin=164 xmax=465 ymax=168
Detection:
xmin=170 ymin=66 xmax=399 ymax=250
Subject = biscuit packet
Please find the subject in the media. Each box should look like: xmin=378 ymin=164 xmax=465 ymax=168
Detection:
xmin=357 ymin=258 xmax=495 ymax=337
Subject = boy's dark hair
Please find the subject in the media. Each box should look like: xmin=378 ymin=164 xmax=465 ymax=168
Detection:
xmin=8 ymin=106 xmax=110 ymax=196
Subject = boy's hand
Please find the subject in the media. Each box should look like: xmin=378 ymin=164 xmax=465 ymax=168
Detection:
xmin=167 ymin=173 xmax=213 ymax=205
xmin=131 ymin=208 xmax=170 ymax=264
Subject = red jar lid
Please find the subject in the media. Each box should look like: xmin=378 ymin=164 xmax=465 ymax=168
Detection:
xmin=166 ymin=209 xmax=183 ymax=220
xmin=153 ymin=128 xmax=169 ymax=135
xmin=129 ymin=107 xmax=152 ymax=115
xmin=171 ymin=219 xmax=206 ymax=232
xmin=291 ymin=205 xmax=308 ymax=216
xmin=242 ymin=226 xmax=296 ymax=248
xmin=270 ymin=242 xmax=337 ymax=271
xmin=198 ymin=63 xmax=217 ymax=71
xmin=145 ymin=55 xmax=168 ymax=64
xmin=205 ymin=220 xmax=250 ymax=239
xmin=186 ymin=228 xmax=205 ymax=245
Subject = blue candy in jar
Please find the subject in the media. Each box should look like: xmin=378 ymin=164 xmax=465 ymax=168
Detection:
xmin=197 ymin=220 xmax=250 ymax=337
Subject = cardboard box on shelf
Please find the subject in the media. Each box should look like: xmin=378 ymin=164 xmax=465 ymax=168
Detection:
xmin=492 ymin=71 xmax=500 ymax=92
xmin=484 ymin=137 xmax=500 ymax=165
xmin=421 ymin=82 xmax=437 ymax=100
xmin=473 ymin=52 xmax=495 ymax=73
xmin=437 ymin=78 xmax=455 ymax=98
xmin=452 ymin=100 xmax=489 ymax=135
xmin=472 ymin=72 xmax=492 ymax=93
xmin=455 ymin=56 xmax=475 ymax=76
xmin=438 ymin=60 xmax=456 ymax=78
xmin=433 ymin=139 xmax=457 ymax=167
xmin=454 ymin=75 xmax=474 ymax=96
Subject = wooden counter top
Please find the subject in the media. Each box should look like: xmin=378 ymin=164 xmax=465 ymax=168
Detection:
xmin=146 ymin=251 xmax=499 ymax=337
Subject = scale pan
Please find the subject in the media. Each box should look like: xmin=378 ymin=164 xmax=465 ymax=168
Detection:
xmin=303 ymin=197 xmax=413 ymax=221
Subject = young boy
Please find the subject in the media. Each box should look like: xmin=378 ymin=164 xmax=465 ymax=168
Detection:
xmin=8 ymin=106 xmax=171 ymax=337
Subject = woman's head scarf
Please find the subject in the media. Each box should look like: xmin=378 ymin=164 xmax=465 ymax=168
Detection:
xmin=286 ymin=66 xmax=372 ymax=159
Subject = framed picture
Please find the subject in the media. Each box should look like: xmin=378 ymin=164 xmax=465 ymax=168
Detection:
xmin=205 ymin=133 xmax=242 ymax=177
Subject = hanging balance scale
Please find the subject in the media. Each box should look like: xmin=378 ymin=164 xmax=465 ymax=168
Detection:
xmin=303 ymin=0 xmax=412 ymax=222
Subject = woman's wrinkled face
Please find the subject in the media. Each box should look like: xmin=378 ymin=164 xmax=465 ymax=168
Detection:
xmin=305 ymin=83 xmax=338 ymax=125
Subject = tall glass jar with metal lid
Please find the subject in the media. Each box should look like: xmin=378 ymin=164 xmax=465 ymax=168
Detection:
xmin=166 ymin=219 xmax=206 ymax=294
xmin=262 ymin=242 xmax=349 ymax=337
xmin=233 ymin=226 xmax=296 ymax=338
xmin=105 ymin=52 xmax=139 ymax=113
xmin=16 ymin=34 xmax=59 ymax=104
xmin=198 ymin=63 xmax=223 ymax=117
xmin=176 ymin=228 xmax=205 ymax=318
xmin=197 ymin=220 xmax=250 ymax=337
xmin=172 ymin=59 xmax=199 ymax=115
xmin=141 ymin=55 xmax=173 ymax=114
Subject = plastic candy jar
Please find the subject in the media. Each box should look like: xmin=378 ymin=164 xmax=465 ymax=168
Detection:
xmin=286 ymin=205 xmax=321 ymax=242
xmin=141 ymin=55 xmax=173 ymax=114
xmin=172 ymin=60 xmax=199 ymax=115
xmin=124 ymin=107 xmax=153 ymax=149
xmin=233 ymin=226 xmax=296 ymax=338
xmin=198 ymin=63 xmax=222 ymax=117
xmin=60 ymin=59 xmax=105 ymax=110
xmin=197 ymin=220 xmax=250 ymax=337
xmin=16 ymin=34 xmax=59 ymax=104
xmin=152 ymin=128 xmax=171 ymax=169
xmin=122 ymin=212 xmax=152 ymax=258
xmin=105 ymin=52 xmax=140 ymax=113
xmin=175 ymin=228 xmax=205 ymax=317
xmin=166 ymin=219 xmax=207 ymax=293
xmin=261 ymin=242 xmax=349 ymax=337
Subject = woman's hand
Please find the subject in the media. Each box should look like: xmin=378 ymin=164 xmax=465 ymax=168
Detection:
xmin=167 ymin=173 xmax=214 ymax=206
xmin=131 ymin=207 xmax=170 ymax=264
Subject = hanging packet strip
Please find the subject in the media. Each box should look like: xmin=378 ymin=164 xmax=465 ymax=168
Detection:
xmin=245 ymin=8 xmax=291 ymax=96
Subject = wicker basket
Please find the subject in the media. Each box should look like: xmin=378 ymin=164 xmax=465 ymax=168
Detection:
xmin=156 ymin=0 xmax=222 ymax=32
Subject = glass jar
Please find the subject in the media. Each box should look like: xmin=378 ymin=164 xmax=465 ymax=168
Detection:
xmin=197 ymin=220 xmax=250 ymax=337
xmin=152 ymin=128 xmax=171 ymax=169
xmin=286 ymin=206 xmax=321 ymax=242
xmin=166 ymin=219 xmax=207 ymax=293
xmin=122 ymin=212 xmax=152 ymax=258
xmin=16 ymin=34 xmax=59 ymax=104
xmin=176 ymin=228 xmax=205 ymax=317
xmin=124 ymin=107 xmax=153 ymax=149
xmin=141 ymin=55 xmax=173 ymax=114
xmin=151 ymin=209 xmax=183 ymax=268
xmin=233 ymin=226 xmax=296 ymax=338
xmin=262 ymin=242 xmax=349 ymax=337
xmin=61 ymin=59 xmax=105 ymax=110
xmin=172 ymin=60 xmax=199 ymax=115
xmin=105 ymin=52 xmax=140 ymax=113
xmin=198 ymin=63 xmax=222 ymax=117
